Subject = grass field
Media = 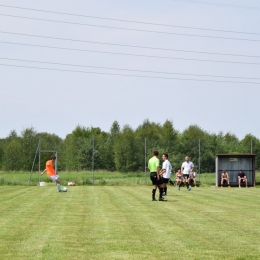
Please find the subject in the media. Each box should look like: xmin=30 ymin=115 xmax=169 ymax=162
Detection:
xmin=1 ymin=185 xmax=260 ymax=260
xmin=1 ymin=171 xmax=260 ymax=187
xmin=0 ymin=171 xmax=252 ymax=186
xmin=1 ymin=171 xmax=150 ymax=186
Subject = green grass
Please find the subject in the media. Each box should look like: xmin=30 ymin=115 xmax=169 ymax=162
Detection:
xmin=0 ymin=171 xmax=149 ymax=186
xmin=1 ymin=171 xmax=260 ymax=187
xmin=1 ymin=185 xmax=260 ymax=259
xmin=0 ymin=171 xmax=228 ymax=186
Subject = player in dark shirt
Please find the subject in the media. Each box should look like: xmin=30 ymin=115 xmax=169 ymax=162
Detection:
xmin=238 ymin=170 xmax=248 ymax=188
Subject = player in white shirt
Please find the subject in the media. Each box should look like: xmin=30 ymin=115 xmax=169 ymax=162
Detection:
xmin=159 ymin=153 xmax=172 ymax=199
xmin=181 ymin=156 xmax=194 ymax=191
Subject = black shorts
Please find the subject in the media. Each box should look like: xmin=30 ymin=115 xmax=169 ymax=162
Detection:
xmin=183 ymin=174 xmax=190 ymax=180
xmin=161 ymin=177 xmax=169 ymax=184
xmin=150 ymin=172 xmax=161 ymax=185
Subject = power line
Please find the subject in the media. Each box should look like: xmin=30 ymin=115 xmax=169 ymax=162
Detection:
xmin=1 ymin=41 xmax=260 ymax=65
xmin=0 ymin=4 xmax=259 ymax=35
xmin=171 ymin=0 xmax=260 ymax=10
xmin=1 ymin=30 xmax=259 ymax=59
xmin=1 ymin=57 xmax=259 ymax=80
xmin=1 ymin=13 xmax=260 ymax=42
xmin=1 ymin=63 xmax=259 ymax=84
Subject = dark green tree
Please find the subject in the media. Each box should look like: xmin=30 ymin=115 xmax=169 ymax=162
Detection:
xmin=114 ymin=125 xmax=141 ymax=172
xmin=2 ymin=137 xmax=23 ymax=170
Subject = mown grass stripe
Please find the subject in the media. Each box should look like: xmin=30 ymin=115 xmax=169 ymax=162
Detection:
xmin=0 ymin=186 xmax=260 ymax=259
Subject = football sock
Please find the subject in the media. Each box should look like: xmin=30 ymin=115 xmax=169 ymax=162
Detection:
xmin=159 ymin=188 xmax=163 ymax=198
xmin=57 ymin=183 xmax=61 ymax=191
xmin=186 ymin=182 xmax=189 ymax=188
xmin=152 ymin=189 xmax=156 ymax=200
xmin=164 ymin=187 xmax=167 ymax=195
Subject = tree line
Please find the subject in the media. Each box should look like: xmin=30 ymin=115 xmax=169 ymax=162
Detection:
xmin=0 ymin=120 xmax=259 ymax=173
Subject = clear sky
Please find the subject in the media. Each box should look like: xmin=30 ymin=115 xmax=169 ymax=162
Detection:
xmin=1 ymin=0 xmax=259 ymax=140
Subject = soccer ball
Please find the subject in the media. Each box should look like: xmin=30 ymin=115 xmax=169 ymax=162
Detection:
xmin=63 ymin=187 xmax=68 ymax=192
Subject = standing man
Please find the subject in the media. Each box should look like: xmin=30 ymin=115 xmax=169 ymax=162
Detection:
xmin=159 ymin=153 xmax=172 ymax=197
xmin=41 ymin=156 xmax=65 ymax=192
xmin=148 ymin=150 xmax=161 ymax=201
xmin=181 ymin=156 xmax=194 ymax=191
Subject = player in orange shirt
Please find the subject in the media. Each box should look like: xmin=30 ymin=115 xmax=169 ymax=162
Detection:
xmin=41 ymin=156 xmax=65 ymax=192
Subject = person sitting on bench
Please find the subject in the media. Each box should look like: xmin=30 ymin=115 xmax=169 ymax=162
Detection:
xmin=189 ymin=169 xmax=197 ymax=187
xmin=175 ymin=168 xmax=183 ymax=190
xmin=238 ymin=170 xmax=248 ymax=188
xmin=221 ymin=170 xmax=230 ymax=187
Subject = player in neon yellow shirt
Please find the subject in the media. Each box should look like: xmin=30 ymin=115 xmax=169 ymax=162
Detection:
xmin=148 ymin=150 xmax=165 ymax=201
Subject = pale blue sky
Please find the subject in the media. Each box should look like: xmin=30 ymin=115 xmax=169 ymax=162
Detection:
xmin=0 ymin=0 xmax=259 ymax=139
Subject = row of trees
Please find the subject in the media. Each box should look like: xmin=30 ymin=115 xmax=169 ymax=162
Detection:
xmin=0 ymin=120 xmax=259 ymax=172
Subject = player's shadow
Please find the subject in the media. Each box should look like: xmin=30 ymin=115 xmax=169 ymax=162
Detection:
xmin=166 ymin=200 xmax=179 ymax=203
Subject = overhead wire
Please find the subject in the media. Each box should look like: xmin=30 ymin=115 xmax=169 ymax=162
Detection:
xmin=1 ymin=30 xmax=259 ymax=58
xmin=0 ymin=14 xmax=260 ymax=42
xmin=1 ymin=41 xmax=260 ymax=65
xmin=0 ymin=4 xmax=259 ymax=35
xmin=1 ymin=63 xmax=260 ymax=84
xmin=0 ymin=3 xmax=258 ymax=83
xmin=170 ymin=0 xmax=260 ymax=10
xmin=1 ymin=57 xmax=259 ymax=80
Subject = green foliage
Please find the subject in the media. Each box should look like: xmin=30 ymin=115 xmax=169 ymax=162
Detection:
xmin=0 ymin=121 xmax=259 ymax=172
xmin=2 ymin=137 xmax=23 ymax=170
xmin=114 ymin=125 xmax=142 ymax=172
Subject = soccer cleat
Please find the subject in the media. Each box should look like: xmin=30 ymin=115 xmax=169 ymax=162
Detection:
xmin=59 ymin=190 xmax=64 ymax=192
xmin=188 ymin=187 xmax=191 ymax=191
xmin=159 ymin=197 xmax=167 ymax=201
xmin=152 ymin=199 xmax=157 ymax=201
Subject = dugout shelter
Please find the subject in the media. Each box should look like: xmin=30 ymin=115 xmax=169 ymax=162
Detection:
xmin=215 ymin=154 xmax=256 ymax=187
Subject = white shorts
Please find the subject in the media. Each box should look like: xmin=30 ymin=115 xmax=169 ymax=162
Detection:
xmin=49 ymin=175 xmax=60 ymax=182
